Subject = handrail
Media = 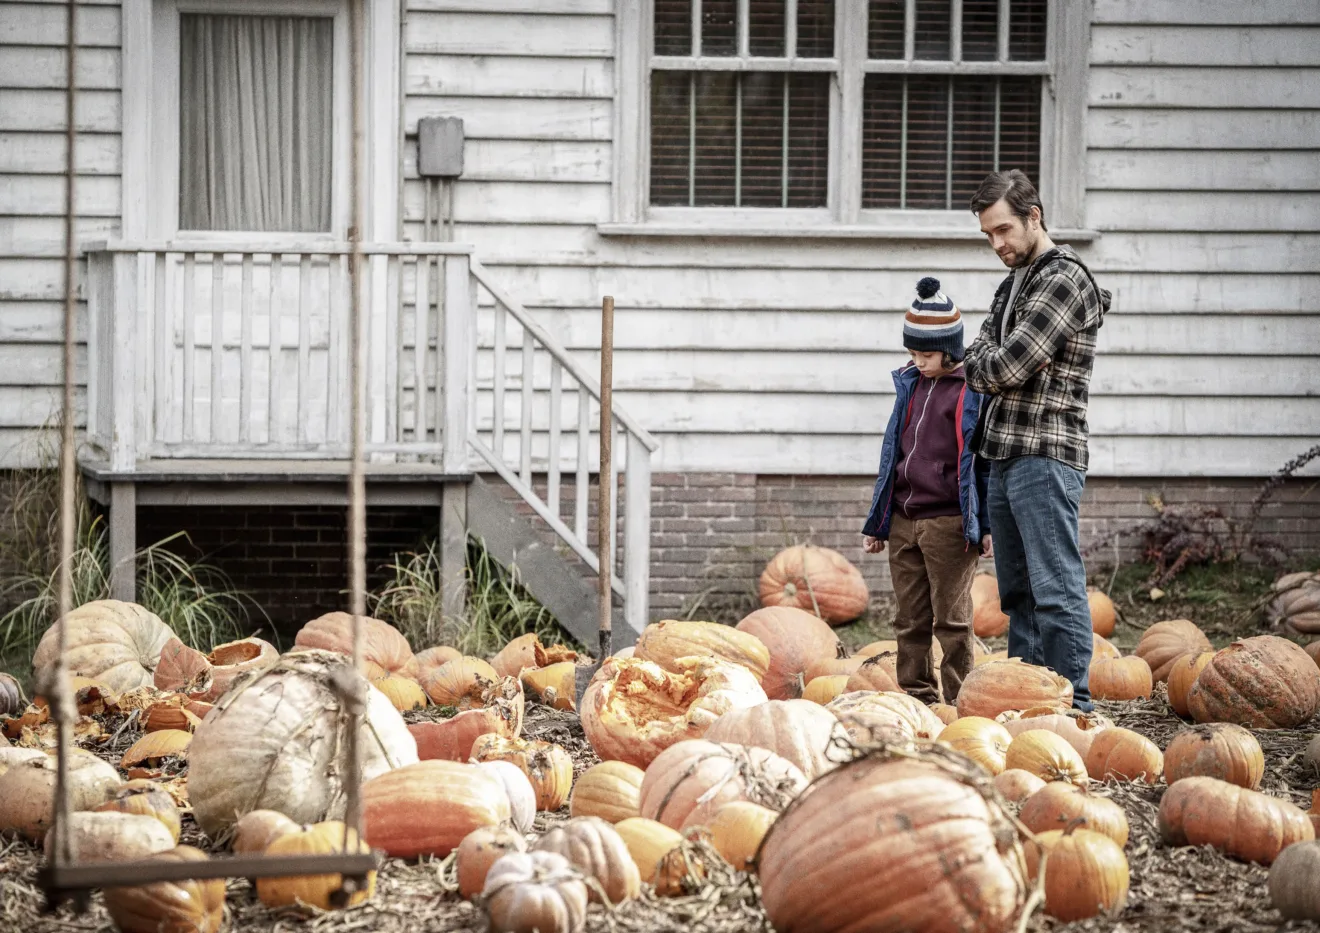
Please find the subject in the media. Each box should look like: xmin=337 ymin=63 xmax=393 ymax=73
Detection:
xmin=83 ymin=239 xmax=475 ymax=256
xmin=470 ymin=258 xmax=660 ymax=452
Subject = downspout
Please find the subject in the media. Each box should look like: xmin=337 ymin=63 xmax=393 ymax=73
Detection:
xmin=397 ymin=0 xmax=407 ymax=240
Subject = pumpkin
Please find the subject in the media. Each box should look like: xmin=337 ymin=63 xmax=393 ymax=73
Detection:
xmin=1 ymin=701 xmax=49 ymax=739
xmin=0 ymin=746 xmax=46 ymax=777
xmin=1026 ymin=827 xmax=1129 ymax=921
xmin=1167 ymin=651 xmax=1215 ymax=718
xmin=420 ymin=656 xmax=501 ymax=709
xmin=294 ymin=610 xmax=414 ymax=674
xmin=994 ymin=768 xmax=1046 ymax=802
xmin=471 ymin=735 xmax=574 ymax=811
xmin=522 ymin=662 xmax=577 ymax=711
xmin=103 ymin=845 xmax=225 ymax=933
xmin=634 ymin=619 xmax=771 ymax=684
xmin=0 ymin=672 xmax=25 ymax=717
xmin=1004 ymin=729 xmax=1088 ymax=784
xmin=31 ymin=675 xmax=116 ymax=719
xmin=1089 ymin=656 xmax=1153 ymax=701
xmin=534 ymin=816 xmax=641 ymax=904
xmin=188 ymin=650 xmax=418 ymax=834
xmin=570 ymin=761 xmax=644 ymax=824
xmin=930 ymin=702 xmax=959 ymax=725
xmin=976 ymin=649 xmax=1009 ymax=666
xmin=1268 ymin=571 xmax=1320 ymax=637
xmin=1159 ymin=776 xmax=1314 ymax=864
xmin=44 ymin=811 xmax=176 ymax=863
xmin=477 ymin=759 xmax=537 ymax=833
xmin=203 ymin=637 xmax=278 ymax=700
xmin=826 ymin=691 xmax=946 ymax=745
xmin=458 ymin=825 xmax=527 ymax=900
xmin=370 ymin=673 xmax=428 ymax=711
xmin=706 ymin=800 xmax=776 ymax=871
xmin=153 ymin=638 xmax=213 ymax=697
xmin=1313 ymin=787 xmax=1320 ymax=835
xmin=483 ymin=850 xmax=589 ymax=933
xmin=1186 ymin=635 xmax=1320 ymax=728
xmin=638 ymin=739 xmax=806 ymax=830
xmin=141 ymin=695 xmax=205 ymax=733
xmin=1270 ymin=839 xmax=1320 ymax=920
xmin=856 ymin=639 xmax=898 ymax=657
xmin=758 ymin=545 xmax=869 ymax=625
xmin=1087 ymin=588 xmax=1116 ymax=637
xmin=0 ymin=751 xmax=122 ymax=840
xmin=403 ymin=645 xmax=462 ymax=681
xmin=362 ymin=759 xmax=510 ymax=857
xmin=804 ymin=656 xmax=865 ymax=682
xmin=1133 ymin=619 xmax=1212 ymax=682
xmin=734 ymin=607 xmax=841 ymax=701
xmin=938 ymin=716 xmax=1012 ymax=775
xmin=492 ymin=633 xmax=552 ymax=678
xmin=612 ymin=817 xmax=703 ymax=896
xmin=121 ymin=729 xmax=192 ymax=771
xmin=1000 ymin=708 xmax=1112 ymax=759
xmin=971 ymin=573 xmax=1009 ymax=637
xmin=802 ymin=674 xmax=850 ymax=705
xmin=231 ymin=809 xmax=299 ymax=853
xmin=956 ymin=659 xmax=1073 ymax=719
xmin=409 ymin=676 xmax=525 ymax=760
xmin=1018 ymin=781 xmax=1129 ymax=846
xmin=96 ymin=779 xmax=182 ymax=842
xmin=702 ymin=698 xmax=842 ymax=779
xmin=844 ymin=655 xmax=902 ymax=693
xmin=759 ymin=755 xmax=1028 ymax=933
xmin=1163 ymin=723 xmax=1264 ymax=789
xmin=580 ymin=655 xmax=767 ymax=768
xmin=1092 ymin=634 xmax=1121 ymax=661
xmin=1084 ymin=727 xmax=1162 ymax=784
xmin=1306 ymin=640 xmax=1320 ymax=669
xmin=33 ymin=600 xmax=174 ymax=692
xmin=257 ymin=820 xmax=376 ymax=910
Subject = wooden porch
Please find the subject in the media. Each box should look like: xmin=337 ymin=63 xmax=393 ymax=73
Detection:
xmin=80 ymin=240 xmax=657 ymax=642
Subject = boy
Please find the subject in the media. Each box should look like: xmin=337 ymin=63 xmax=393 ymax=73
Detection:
xmin=861 ymin=277 xmax=993 ymax=705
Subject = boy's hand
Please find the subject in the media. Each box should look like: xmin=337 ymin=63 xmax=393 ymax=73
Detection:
xmin=862 ymin=535 xmax=885 ymax=554
xmin=980 ymin=535 xmax=994 ymax=559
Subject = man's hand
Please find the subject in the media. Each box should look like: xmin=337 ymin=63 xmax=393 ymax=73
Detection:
xmin=980 ymin=535 xmax=994 ymax=559
xmin=863 ymin=535 xmax=885 ymax=554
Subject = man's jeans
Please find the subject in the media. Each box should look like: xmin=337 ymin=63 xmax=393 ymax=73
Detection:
xmin=987 ymin=456 xmax=1094 ymax=711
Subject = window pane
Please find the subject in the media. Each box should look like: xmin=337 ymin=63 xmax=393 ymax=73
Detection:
xmin=868 ymin=0 xmax=905 ymax=59
xmin=796 ymin=0 xmax=835 ymax=57
xmin=655 ymin=0 xmax=692 ymax=55
xmin=786 ymin=74 xmax=829 ymax=206
xmin=903 ymin=76 xmax=949 ymax=207
xmin=740 ymin=72 xmax=785 ymax=206
xmin=702 ymin=0 xmax=737 ymax=55
xmin=861 ymin=75 xmax=903 ymax=207
xmin=951 ymin=78 xmax=997 ymax=202
xmin=650 ymin=72 xmax=692 ymax=205
xmin=179 ymin=14 xmax=332 ymax=232
xmin=694 ymin=72 xmax=737 ymax=204
xmin=1009 ymin=0 xmax=1047 ymax=60
xmin=962 ymin=0 xmax=999 ymax=61
xmin=914 ymin=0 xmax=951 ymax=60
xmin=998 ymin=76 xmax=1042 ymax=180
xmin=749 ymin=0 xmax=786 ymax=56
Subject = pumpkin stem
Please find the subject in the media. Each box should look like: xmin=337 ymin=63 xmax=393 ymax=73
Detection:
xmin=1062 ymin=815 xmax=1088 ymax=837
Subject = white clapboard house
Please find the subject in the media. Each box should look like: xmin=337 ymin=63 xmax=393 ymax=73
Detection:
xmin=1 ymin=0 xmax=1317 ymax=642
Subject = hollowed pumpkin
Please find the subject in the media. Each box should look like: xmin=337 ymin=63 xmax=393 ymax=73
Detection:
xmin=634 ymin=619 xmax=771 ymax=685
xmin=408 ymin=676 xmax=524 ymax=760
xmin=522 ymin=662 xmax=577 ymax=711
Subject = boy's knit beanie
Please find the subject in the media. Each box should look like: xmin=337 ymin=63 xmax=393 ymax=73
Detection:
xmin=903 ymin=277 xmax=964 ymax=361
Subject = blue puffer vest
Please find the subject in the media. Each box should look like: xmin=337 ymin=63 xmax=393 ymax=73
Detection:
xmin=862 ymin=363 xmax=992 ymax=545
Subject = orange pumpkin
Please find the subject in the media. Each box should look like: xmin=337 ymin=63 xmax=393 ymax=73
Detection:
xmin=638 ymin=739 xmax=806 ymax=830
xmin=1186 ymin=635 xmax=1320 ymax=728
xmin=293 ymin=611 xmax=414 ymax=675
xmin=533 ymin=816 xmax=641 ymax=904
xmin=634 ymin=619 xmax=771 ymax=685
xmin=521 ymin=662 xmax=577 ymax=711
xmin=734 ymin=606 xmax=841 ymax=700
xmin=1087 ymin=589 xmax=1116 ymax=638
xmin=994 ymin=768 xmax=1046 ymax=802
xmin=231 ymin=810 xmax=299 ymax=854
xmin=257 ymin=821 xmax=376 ymax=911
xmin=938 ymin=716 xmax=1012 ymax=776
xmin=1163 ymin=723 xmax=1264 ymax=789
xmin=758 ymin=545 xmax=870 ymax=625
xmin=1305 ymin=640 xmax=1320 ymax=669
xmin=418 ymin=656 xmax=500 ymax=709
xmin=956 ymin=659 xmax=1073 ymax=719
xmin=702 ymin=698 xmax=841 ymax=779
xmin=95 ymin=780 xmax=182 ymax=843
xmin=371 ymin=673 xmax=428 ymax=712
xmin=408 ymin=677 xmax=525 ymax=761
xmin=705 ymin=801 xmax=777 ymax=871
xmin=1088 ymin=656 xmax=1153 ymax=701
xmin=361 ymin=760 xmax=510 ymax=857
xmin=570 ymin=761 xmax=645 ymax=823
xmin=471 ymin=734 xmax=574 ymax=811
xmin=826 ymin=691 xmax=946 ymax=744
xmin=491 ymin=633 xmax=552 ymax=679
xmin=844 ymin=655 xmax=902 ymax=694
xmin=153 ymin=638 xmax=213 ymax=698
xmin=930 ymin=702 xmax=959 ymax=725
xmin=1132 ymin=619 xmax=1212 ymax=683
xmin=1085 ymin=727 xmax=1163 ymax=784
xmin=456 ymin=825 xmax=526 ymax=900
xmin=203 ymin=637 xmax=278 ymax=701
xmin=802 ymin=675 xmax=850 ymax=705
xmin=1004 ymin=729 xmax=1088 ymax=784
xmin=1159 ymin=776 xmax=1314 ymax=864
xmin=971 ymin=574 xmax=1009 ymax=637
xmin=103 ymin=845 xmax=225 ymax=933
xmin=613 ymin=817 xmax=703 ymax=896
xmin=1092 ymin=634 xmax=1121 ymax=661
xmin=1166 ymin=651 xmax=1215 ymax=718
xmin=1018 ymin=781 xmax=1129 ymax=846
xmin=999 ymin=708 xmax=1112 ymax=759
xmin=804 ymin=656 xmax=866 ymax=682
xmin=1025 ymin=827 xmax=1129 ymax=922
xmin=403 ymin=645 xmax=462 ymax=681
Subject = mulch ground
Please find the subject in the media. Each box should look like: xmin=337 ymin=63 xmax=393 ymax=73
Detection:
xmin=3 ymin=695 xmax=1318 ymax=933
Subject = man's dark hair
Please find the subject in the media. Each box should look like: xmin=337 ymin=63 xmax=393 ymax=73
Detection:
xmin=969 ymin=169 xmax=1047 ymax=232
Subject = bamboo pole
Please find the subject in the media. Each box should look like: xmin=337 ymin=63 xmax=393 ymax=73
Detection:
xmin=596 ymin=295 xmax=615 ymax=663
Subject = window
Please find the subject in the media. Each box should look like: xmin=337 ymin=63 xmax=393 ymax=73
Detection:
xmin=179 ymin=14 xmax=335 ymax=232
xmin=611 ymin=0 xmax=1087 ymax=232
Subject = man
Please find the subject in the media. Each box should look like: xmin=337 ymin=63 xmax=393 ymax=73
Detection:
xmin=962 ymin=170 xmax=1112 ymax=711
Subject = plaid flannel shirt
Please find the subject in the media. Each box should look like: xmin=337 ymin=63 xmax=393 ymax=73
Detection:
xmin=963 ymin=246 xmax=1112 ymax=472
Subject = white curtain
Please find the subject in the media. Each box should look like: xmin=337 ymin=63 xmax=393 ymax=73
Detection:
xmin=180 ymin=14 xmax=333 ymax=232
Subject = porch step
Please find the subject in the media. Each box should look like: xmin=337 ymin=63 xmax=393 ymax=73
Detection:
xmin=466 ymin=474 xmax=635 ymax=651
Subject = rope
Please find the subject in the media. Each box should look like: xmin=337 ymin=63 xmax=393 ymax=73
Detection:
xmin=48 ymin=0 xmax=80 ymax=873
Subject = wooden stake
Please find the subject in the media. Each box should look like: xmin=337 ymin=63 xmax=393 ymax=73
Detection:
xmin=597 ymin=296 xmax=615 ymax=662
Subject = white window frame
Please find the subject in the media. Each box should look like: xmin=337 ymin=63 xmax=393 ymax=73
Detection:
xmin=607 ymin=0 xmax=1091 ymax=240
xmin=120 ymin=0 xmax=400 ymax=244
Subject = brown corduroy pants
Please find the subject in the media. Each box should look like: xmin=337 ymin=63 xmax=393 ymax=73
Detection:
xmin=887 ymin=514 xmax=980 ymax=705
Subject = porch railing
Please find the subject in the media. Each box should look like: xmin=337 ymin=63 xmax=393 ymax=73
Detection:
xmin=84 ymin=240 xmax=658 ymax=634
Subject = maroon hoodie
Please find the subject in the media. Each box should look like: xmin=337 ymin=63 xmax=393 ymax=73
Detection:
xmin=892 ymin=366 xmax=965 ymax=521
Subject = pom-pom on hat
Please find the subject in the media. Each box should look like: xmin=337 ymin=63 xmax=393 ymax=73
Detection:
xmin=904 ymin=277 xmax=964 ymax=361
